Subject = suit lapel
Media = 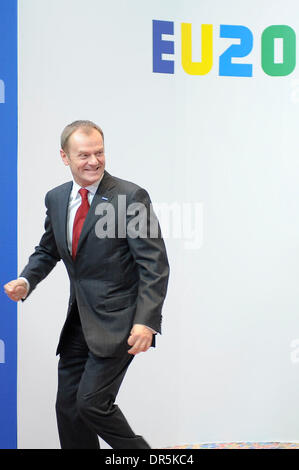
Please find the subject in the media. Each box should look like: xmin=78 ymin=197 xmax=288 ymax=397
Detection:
xmin=75 ymin=171 xmax=117 ymax=257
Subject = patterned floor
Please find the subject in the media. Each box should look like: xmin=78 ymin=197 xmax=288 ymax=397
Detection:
xmin=168 ymin=442 xmax=299 ymax=449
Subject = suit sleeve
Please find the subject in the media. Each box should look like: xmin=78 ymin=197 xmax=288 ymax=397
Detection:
xmin=19 ymin=192 xmax=61 ymax=298
xmin=126 ymin=188 xmax=169 ymax=333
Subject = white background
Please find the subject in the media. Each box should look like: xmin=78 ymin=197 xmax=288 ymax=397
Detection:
xmin=18 ymin=0 xmax=299 ymax=448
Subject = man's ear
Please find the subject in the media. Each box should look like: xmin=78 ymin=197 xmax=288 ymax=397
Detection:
xmin=60 ymin=149 xmax=70 ymax=166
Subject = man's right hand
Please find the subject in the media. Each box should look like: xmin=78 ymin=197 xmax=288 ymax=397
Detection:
xmin=4 ymin=279 xmax=28 ymax=302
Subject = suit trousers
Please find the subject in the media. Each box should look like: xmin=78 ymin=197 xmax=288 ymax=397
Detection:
xmin=55 ymin=305 xmax=151 ymax=449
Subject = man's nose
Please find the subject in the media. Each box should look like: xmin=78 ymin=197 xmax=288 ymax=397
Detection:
xmin=88 ymin=154 xmax=99 ymax=165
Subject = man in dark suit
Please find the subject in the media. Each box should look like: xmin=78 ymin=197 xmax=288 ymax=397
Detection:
xmin=4 ymin=120 xmax=169 ymax=449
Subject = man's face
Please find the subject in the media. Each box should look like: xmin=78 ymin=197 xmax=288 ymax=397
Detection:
xmin=60 ymin=128 xmax=105 ymax=187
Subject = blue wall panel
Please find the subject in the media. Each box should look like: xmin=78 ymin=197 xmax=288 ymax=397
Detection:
xmin=0 ymin=0 xmax=18 ymax=449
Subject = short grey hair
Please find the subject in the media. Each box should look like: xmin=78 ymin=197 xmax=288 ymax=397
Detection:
xmin=61 ymin=120 xmax=104 ymax=153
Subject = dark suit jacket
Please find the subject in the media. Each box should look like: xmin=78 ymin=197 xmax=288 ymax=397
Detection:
xmin=20 ymin=171 xmax=169 ymax=357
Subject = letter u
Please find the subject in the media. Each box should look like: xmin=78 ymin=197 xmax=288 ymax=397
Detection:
xmin=181 ymin=23 xmax=213 ymax=75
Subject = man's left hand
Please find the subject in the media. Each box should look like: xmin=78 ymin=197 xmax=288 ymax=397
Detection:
xmin=127 ymin=324 xmax=153 ymax=355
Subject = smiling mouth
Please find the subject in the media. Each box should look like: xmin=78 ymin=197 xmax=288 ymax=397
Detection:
xmin=85 ymin=167 xmax=100 ymax=172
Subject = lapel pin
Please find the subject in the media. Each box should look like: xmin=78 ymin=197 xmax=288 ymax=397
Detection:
xmin=101 ymin=196 xmax=108 ymax=201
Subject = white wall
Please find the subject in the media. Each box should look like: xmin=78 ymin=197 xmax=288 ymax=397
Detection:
xmin=18 ymin=0 xmax=299 ymax=448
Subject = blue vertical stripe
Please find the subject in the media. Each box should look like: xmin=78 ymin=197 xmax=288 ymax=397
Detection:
xmin=0 ymin=0 xmax=18 ymax=449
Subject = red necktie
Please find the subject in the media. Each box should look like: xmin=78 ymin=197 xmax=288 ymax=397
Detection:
xmin=72 ymin=188 xmax=90 ymax=259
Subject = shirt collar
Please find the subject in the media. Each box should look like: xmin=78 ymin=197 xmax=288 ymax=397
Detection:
xmin=71 ymin=173 xmax=104 ymax=199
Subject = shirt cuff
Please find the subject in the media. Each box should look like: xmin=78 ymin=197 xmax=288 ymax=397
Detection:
xmin=18 ymin=277 xmax=30 ymax=299
xmin=146 ymin=326 xmax=157 ymax=334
